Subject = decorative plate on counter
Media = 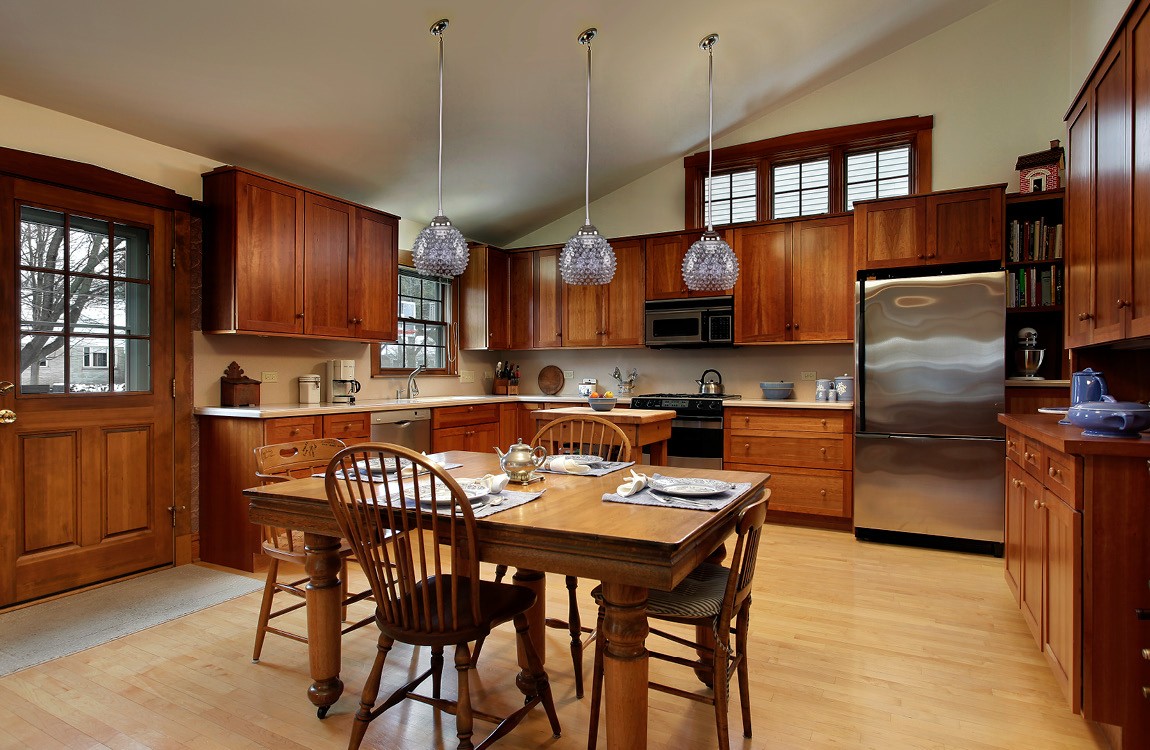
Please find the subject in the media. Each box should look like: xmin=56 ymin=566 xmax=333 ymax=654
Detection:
xmin=538 ymin=365 xmax=565 ymax=395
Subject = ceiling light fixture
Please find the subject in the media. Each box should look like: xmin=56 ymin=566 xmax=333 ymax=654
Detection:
xmin=682 ymin=33 xmax=739 ymax=292
xmin=412 ymin=18 xmax=469 ymax=278
xmin=560 ymin=27 xmax=616 ymax=286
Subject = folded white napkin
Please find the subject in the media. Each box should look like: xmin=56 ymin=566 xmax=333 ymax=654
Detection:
xmin=616 ymin=470 xmax=648 ymax=497
xmin=478 ymin=473 xmax=509 ymax=493
xmin=548 ymin=456 xmax=591 ymax=474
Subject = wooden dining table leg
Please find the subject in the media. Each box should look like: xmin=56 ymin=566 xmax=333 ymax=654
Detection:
xmin=303 ymin=532 xmax=344 ymax=718
xmin=512 ymin=568 xmax=547 ymax=669
xmin=647 ymin=439 xmax=669 ymax=466
xmin=601 ymin=582 xmax=649 ymax=750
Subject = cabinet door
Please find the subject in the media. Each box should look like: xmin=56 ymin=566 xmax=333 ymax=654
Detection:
xmin=303 ymin=193 xmax=355 ymax=338
xmin=487 ymin=249 xmax=511 ymax=349
xmin=1130 ymin=6 xmax=1150 ymax=339
xmin=1065 ymin=94 xmax=1095 ymax=348
xmin=508 ymin=252 xmax=534 ymax=349
xmin=235 ymin=172 xmax=304 ymax=334
xmin=1092 ymin=39 xmax=1132 ymax=344
xmin=533 ymin=247 xmax=564 ymax=348
xmin=732 ymin=224 xmax=789 ymax=342
xmin=1020 ymin=467 xmax=1044 ymax=646
xmin=791 ymin=216 xmax=853 ymax=342
xmin=1043 ymin=489 xmax=1082 ymax=712
xmin=645 ymin=234 xmax=690 ymax=300
xmin=1005 ymin=458 xmax=1026 ymax=604
xmin=854 ymin=197 xmax=926 ymax=269
xmin=603 ymin=239 xmax=645 ymax=346
xmin=350 ymin=208 xmax=398 ymax=341
xmin=466 ymin=422 xmax=500 ymax=453
xmin=926 ymin=187 xmax=1004 ymax=265
xmin=562 ymin=282 xmax=603 ymax=347
xmin=460 ymin=245 xmax=509 ymax=350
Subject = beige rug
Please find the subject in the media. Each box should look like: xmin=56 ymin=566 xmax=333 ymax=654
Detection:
xmin=0 ymin=565 xmax=263 ymax=677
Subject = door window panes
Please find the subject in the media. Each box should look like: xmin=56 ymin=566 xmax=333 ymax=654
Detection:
xmin=18 ymin=206 xmax=152 ymax=394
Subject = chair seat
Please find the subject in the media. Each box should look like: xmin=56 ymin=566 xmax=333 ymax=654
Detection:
xmin=592 ymin=562 xmax=728 ymax=621
xmin=380 ymin=575 xmax=537 ymax=645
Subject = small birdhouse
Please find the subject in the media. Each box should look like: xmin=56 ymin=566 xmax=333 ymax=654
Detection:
xmin=1015 ymin=139 xmax=1064 ymax=194
xmin=220 ymin=361 xmax=261 ymax=407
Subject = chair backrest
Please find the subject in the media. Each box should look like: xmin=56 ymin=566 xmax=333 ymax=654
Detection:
xmin=254 ymin=438 xmax=347 ymax=553
xmin=531 ymin=415 xmax=633 ymax=462
xmin=325 ymin=443 xmax=482 ymax=638
xmin=720 ymin=491 xmax=771 ymax=621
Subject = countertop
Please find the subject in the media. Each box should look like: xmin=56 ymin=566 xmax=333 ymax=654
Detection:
xmin=999 ymin=413 xmax=1150 ymax=457
xmin=194 ymin=394 xmax=854 ymax=418
xmin=1005 ymin=379 xmax=1070 ymax=388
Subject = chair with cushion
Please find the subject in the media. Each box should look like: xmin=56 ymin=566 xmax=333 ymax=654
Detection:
xmin=587 ymin=492 xmax=770 ymax=750
xmin=325 ymin=442 xmax=561 ymax=750
xmin=251 ymin=438 xmax=373 ymax=663
xmin=485 ymin=414 xmax=632 ymax=697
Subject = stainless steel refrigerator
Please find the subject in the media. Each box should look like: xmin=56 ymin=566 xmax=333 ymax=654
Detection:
xmin=854 ymin=269 xmax=1006 ymax=545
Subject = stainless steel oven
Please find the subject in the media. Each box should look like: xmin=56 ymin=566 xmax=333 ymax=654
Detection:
xmin=630 ymin=393 xmax=741 ymax=469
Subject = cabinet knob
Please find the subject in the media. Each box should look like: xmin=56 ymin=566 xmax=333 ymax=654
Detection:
xmin=1143 ymin=686 xmax=1150 ymax=700
xmin=916 ymin=254 xmax=925 ymax=260
xmin=743 ymin=443 xmax=750 ymax=452
xmin=295 ymin=312 xmax=305 ymax=319
xmin=1033 ymin=499 xmax=1040 ymax=510
xmin=744 ymin=416 xmax=750 ymax=426
xmin=793 ymin=322 xmax=800 ymax=330
xmin=821 ymin=419 xmax=827 ymax=427
xmin=820 ymin=447 xmax=827 ymax=456
xmin=820 ymin=489 xmax=827 ymax=497
xmin=1141 ymin=648 xmax=1150 ymax=660
xmin=926 ymin=253 xmax=937 ymax=259
xmin=1048 ymin=466 xmax=1058 ymax=478
xmin=290 ymin=429 xmax=299 ymax=436
xmin=784 ymin=323 xmax=791 ymax=330
xmin=1118 ymin=299 xmax=1132 ymax=308
xmin=1011 ymin=478 xmax=1019 ymax=487
xmin=1077 ymin=312 xmax=1093 ymax=321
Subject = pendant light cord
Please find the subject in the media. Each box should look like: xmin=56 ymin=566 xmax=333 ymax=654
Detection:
xmin=584 ymin=41 xmax=592 ymax=226
xmin=706 ymin=44 xmax=714 ymax=233
xmin=437 ymin=31 xmax=445 ymax=217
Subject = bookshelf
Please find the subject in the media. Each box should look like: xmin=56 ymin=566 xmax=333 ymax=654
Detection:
xmin=1004 ymin=189 xmax=1066 ymax=380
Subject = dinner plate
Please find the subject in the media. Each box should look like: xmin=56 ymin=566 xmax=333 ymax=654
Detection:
xmin=356 ymin=457 xmax=411 ymax=474
xmin=1037 ymin=406 xmax=1070 ymax=415
xmin=561 ymin=454 xmax=603 ymax=465
xmin=650 ymin=482 xmax=727 ymax=498
xmin=415 ymin=479 xmax=489 ymax=508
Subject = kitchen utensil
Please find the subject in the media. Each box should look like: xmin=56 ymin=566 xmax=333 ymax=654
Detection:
xmin=493 ymin=439 xmax=549 ymax=482
xmin=587 ymin=397 xmax=616 ymax=411
xmin=538 ymin=365 xmax=565 ymax=395
xmin=759 ymin=381 xmax=794 ymax=400
xmin=1066 ymin=397 xmax=1150 ymax=437
xmin=696 ymin=368 xmax=724 ymax=395
xmin=1070 ymin=368 xmax=1108 ymax=406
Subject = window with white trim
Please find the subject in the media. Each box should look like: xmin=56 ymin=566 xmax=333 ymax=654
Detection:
xmin=772 ymin=158 xmax=830 ymax=219
xmin=373 ymin=267 xmax=456 ymax=376
xmin=704 ymin=169 xmax=757 ymax=226
xmin=845 ymin=145 xmax=912 ymax=210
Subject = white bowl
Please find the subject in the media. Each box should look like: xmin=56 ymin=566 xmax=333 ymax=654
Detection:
xmin=587 ymin=397 xmax=617 ymax=412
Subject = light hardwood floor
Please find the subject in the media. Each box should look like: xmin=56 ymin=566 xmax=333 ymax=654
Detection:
xmin=0 ymin=525 xmax=1111 ymax=749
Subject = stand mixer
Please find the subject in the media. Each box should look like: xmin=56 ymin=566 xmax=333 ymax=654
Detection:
xmin=1011 ymin=327 xmax=1045 ymax=380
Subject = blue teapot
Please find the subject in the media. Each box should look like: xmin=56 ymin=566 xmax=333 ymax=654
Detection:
xmin=1066 ymin=396 xmax=1150 ymax=438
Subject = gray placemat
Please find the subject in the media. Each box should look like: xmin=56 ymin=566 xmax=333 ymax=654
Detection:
xmin=537 ymin=460 xmax=635 ymax=477
xmin=320 ymin=461 xmax=464 ymax=483
xmin=470 ymin=488 xmax=544 ymax=518
xmin=603 ymin=478 xmax=754 ymax=511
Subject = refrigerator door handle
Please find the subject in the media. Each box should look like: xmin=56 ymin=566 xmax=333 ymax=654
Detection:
xmin=857 ymin=433 xmax=1005 ymax=442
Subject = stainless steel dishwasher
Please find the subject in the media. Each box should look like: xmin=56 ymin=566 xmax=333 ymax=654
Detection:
xmin=369 ymin=409 xmax=431 ymax=452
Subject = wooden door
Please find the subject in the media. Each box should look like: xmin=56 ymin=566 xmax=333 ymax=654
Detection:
xmin=926 ymin=187 xmax=1004 ymax=265
xmin=1004 ymin=458 xmax=1025 ymax=604
xmin=0 ymin=178 xmax=175 ymax=606
xmin=1019 ymin=466 xmax=1044 ymax=646
xmin=644 ymin=234 xmax=690 ymax=300
xmin=790 ymin=216 xmax=853 ymax=342
xmin=1043 ymin=489 xmax=1081 ymax=712
xmin=1065 ymin=94 xmax=1095 ymax=348
xmin=1129 ymin=5 xmax=1150 ymax=339
xmin=350 ymin=208 xmax=398 ymax=341
xmin=303 ymin=192 xmax=354 ymax=338
xmin=234 ymin=172 xmax=304 ymax=334
xmin=732 ymin=223 xmax=789 ymax=342
xmin=533 ymin=247 xmax=563 ymax=348
xmin=603 ymin=239 xmax=645 ymax=346
xmin=507 ymin=252 xmax=534 ymax=350
xmin=1091 ymin=40 xmax=1131 ymax=344
xmin=853 ymin=196 xmax=925 ymax=269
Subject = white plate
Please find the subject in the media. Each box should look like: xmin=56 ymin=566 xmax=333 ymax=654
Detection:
xmin=1037 ymin=406 xmax=1070 ymax=415
xmin=651 ymin=483 xmax=727 ymax=498
xmin=356 ymin=457 xmax=411 ymax=474
xmin=561 ymin=454 xmax=603 ymax=465
xmin=414 ymin=479 xmax=489 ymax=508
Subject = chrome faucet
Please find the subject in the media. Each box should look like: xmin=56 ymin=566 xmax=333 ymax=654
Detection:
xmin=405 ymin=364 xmax=425 ymax=399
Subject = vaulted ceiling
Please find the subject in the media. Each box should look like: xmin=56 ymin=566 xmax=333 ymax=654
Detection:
xmin=0 ymin=0 xmax=996 ymax=245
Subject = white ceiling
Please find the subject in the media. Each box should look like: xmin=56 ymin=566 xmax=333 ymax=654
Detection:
xmin=0 ymin=0 xmax=995 ymax=246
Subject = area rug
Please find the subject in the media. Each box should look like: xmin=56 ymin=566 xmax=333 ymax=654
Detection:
xmin=0 ymin=565 xmax=263 ymax=677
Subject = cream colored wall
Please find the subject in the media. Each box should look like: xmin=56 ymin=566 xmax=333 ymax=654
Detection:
xmin=1069 ymin=0 xmax=1130 ymax=96
xmin=512 ymin=0 xmax=1076 ymax=248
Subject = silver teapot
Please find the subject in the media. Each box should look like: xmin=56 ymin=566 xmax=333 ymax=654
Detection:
xmin=493 ymin=439 xmax=548 ymax=483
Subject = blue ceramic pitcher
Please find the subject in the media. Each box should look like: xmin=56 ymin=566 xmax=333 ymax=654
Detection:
xmin=1070 ymin=368 xmax=1109 ymax=406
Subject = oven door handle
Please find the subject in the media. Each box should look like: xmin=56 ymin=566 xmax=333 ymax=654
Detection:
xmin=671 ymin=417 xmax=724 ymax=430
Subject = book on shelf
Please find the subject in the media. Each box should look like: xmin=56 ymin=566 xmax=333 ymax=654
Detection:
xmin=1007 ymin=264 xmax=1062 ymax=308
xmin=1007 ymin=218 xmax=1064 ymax=262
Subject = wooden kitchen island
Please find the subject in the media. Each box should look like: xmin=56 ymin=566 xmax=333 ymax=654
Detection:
xmin=530 ymin=406 xmax=674 ymax=465
xmin=998 ymin=413 xmax=1150 ymax=749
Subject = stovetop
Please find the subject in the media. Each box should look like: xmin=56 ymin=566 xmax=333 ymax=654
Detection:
xmin=630 ymin=392 xmax=742 ymax=416
xmin=634 ymin=392 xmax=742 ymax=400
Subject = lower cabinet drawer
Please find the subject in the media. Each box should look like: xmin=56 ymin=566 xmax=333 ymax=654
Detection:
xmin=725 ymin=408 xmax=848 ymax=434
xmin=433 ymin=404 xmax=501 ymax=429
xmin=726 ymin=463 xmax=851 ymax=518
xmin=264 ymin=416 xmax=322 ymax=443
xmin=725 ymin=431 xmax=847 ymax=469
xmin=323 ymin=412 xmax=370 ymax=443
xmin=1043 ymin=449 xmax=1080 ymax=509
xmin=1021 ymin=436 xmax=1046 ymax=481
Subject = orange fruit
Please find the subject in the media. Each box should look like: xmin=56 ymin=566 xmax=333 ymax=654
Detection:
xmin=589 ymin=391 xmax=600 ymax=399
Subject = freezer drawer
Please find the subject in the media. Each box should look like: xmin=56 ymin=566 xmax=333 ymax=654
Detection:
xmin=854 ymin=433 xmax=1004 ymax=543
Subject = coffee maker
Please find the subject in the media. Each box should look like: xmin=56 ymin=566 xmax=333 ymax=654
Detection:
xmin=326 ymin=359 xmax=362 ymax=404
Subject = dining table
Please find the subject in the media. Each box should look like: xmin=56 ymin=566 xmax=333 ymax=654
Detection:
xmin=244 ymin=450 xmax=770 ymax=750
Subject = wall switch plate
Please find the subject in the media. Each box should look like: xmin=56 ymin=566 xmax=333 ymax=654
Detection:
xmin=800 ymin=371 xmax=817 ymax=381
xmin=563 ymin=369 xmax=575 ymax=379
xmin=260 ymin=371 xmax=278 ymax=383
xmin=483 ymin=370 xmax=492 ymax=380
xmin=459 ymin=370 xmax=475 ymax=384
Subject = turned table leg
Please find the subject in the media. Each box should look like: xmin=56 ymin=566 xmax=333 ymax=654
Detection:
xmin=513 ymin=568 xmax=548 ymax=669
xmin=304 ymin=532 xmax=344 ymax=718
xmin=601 ymin=582 xmax=649 ymax=750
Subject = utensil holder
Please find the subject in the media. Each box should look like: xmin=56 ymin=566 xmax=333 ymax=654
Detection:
xmin=493 ymin=378 xmax=519 ymax=395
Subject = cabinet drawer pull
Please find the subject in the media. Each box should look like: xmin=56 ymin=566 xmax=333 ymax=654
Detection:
xmin=784 ymin=323 xmax=791 ymax=330
xmin=1048 ymin=467 xmax=1058 ymax=478
xmin=916 ymin=254 xmax=925 ymax=260
xmin=1118 ymin=299 xmax=1132 ymax=308
xmin=1143 ymin=687 xmax=1150 ymax=700
xmin=926 ymin=253 xmax=936 ymax=259
xmin=820 ymin=447 xmax=827 ymax=456
xmin=1033 ymin=499 xmax=1041 ymax=510
xmin=821 ymin=419 xmax=827 ymax=427
xmin=744 ymin=416 xmax=750 ymax=426
xmin=793 ymin=322 xmax=799 ymax=330
xmin=1007 ymin=439 xmax=1015 ymax=449
xmin=1077 ymin=312 xmax=1093 ymax=321
xmin=819 ymin=489 xmax=827 ymax=497
xmin=1142 ymin=648 xmax=1150 ymax=660
xmin=743 ymin=443 xmax=750 ymax=452
xmin=290 ymin=428 xmax=300 ymax=436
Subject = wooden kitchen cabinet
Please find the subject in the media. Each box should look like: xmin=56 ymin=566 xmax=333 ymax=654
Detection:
xmin=508 ymin=252 xmax=534 ymax=350
xmin=533 ymin=246 xmax=564 ymax=348
xmin=202 ymin=166 xmax=398 ymax=341
xmin=723 ymin=407 xmax=853 ymax=527
xmin=854 ymin=185 xmax=1004 ymax=270
xmin=563 ymin=238 xmax=644 ymax=347
xmin=644 ymin=231 xmax=734 ymax=300
xmin=431 ymin=403 xmax=501 ymax=452
xmin=732 ymin=215 xmax=853 ymax=343
xmin=460 ymin=244 xmax=510 ymax=350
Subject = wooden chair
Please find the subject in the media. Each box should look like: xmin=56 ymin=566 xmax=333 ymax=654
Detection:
xmin=587 ymin=492 xmax=771 ymax=750
xmin=325 ymin=442 xmax=561 ymax=750
xmin=484 ymin=414 xmax=632 ymax=698
xmin=251 ymin=438 xmax=373 ymax=663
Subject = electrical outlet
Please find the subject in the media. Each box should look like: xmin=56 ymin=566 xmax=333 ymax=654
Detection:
xmin=483 ymin=370 xmax=492 ymax=380
xmin=800 ymin=371 xmax=817 ymax=381
xmin=260 ymin=371 xmax=278 ymax=383
xmin=563 ymin=369 xmax=575 ymax=379
xmin=459 ymin=370 xmax=475 ymax=384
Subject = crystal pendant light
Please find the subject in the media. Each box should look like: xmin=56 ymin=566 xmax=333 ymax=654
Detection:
xmin=412 ymin=19 xmax=469 ymax=278
xmin=682 ymin=33 xmax=739 ymax=291
xmin=560 ymin=28 xmax=616 ymax=286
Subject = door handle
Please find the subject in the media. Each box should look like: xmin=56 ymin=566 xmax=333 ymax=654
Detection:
xmin=0 ymin=381 xmax=13 ymax=394
xmin=0 ymin=409 xmax=15 ymax=425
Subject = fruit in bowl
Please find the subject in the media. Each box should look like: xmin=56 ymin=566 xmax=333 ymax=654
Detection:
xmin=587 ymin=397 xmax=617 ymax=412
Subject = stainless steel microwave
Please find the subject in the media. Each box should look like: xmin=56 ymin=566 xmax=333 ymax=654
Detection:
xmin=644 ymin=296 xmax=734 ymax=347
